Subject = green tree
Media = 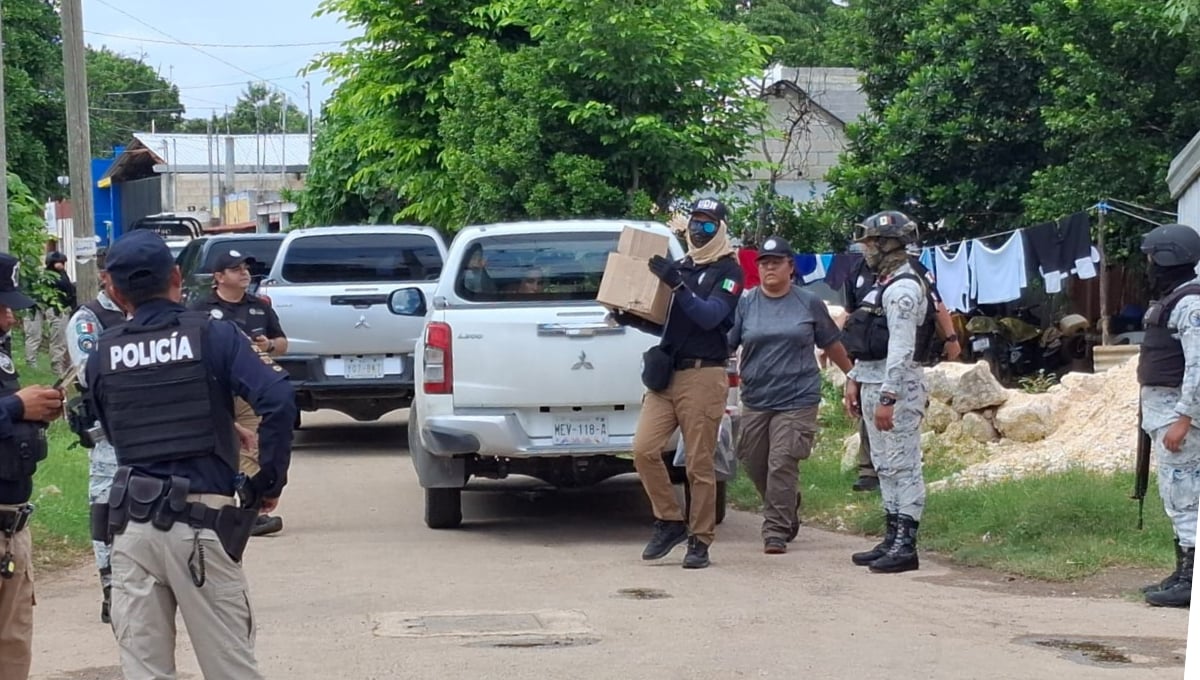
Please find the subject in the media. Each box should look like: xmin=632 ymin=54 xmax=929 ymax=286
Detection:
xmin=727 ymin=0 xmax=857 ymax=67
xmin=299 ymin=0 xmax=769 ymax=228
xmin=8 ymin=172 xmax=58 ymax=303
xmin=87 ymin=47 xmax=186 ymax=156
xmin=177 ymin=83 xmax=308 ymax=135
xmin=3 ymin=0 xmax=68 ymax=199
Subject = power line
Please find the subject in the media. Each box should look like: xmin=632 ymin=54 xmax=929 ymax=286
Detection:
xmin=91 ymin=0 xmax=304 ymax=99
xmin=85 ymin=30 xmax=344 ymax=49
xmin=99 ymin=70 xmax=326 ymax=97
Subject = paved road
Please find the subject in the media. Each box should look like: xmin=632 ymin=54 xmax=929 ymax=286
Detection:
xmin=29 ymin=411 xmax=1190 ymax=679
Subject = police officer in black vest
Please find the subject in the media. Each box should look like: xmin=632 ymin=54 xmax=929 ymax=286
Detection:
xmin=0 ymin=252 xmax=69 ymax=680
xmin=190 ymin=248 xmax=289 ymax=537
xmin=85 ymin=230 xmax=296 ymax=678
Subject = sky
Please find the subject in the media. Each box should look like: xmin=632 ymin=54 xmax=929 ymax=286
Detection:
xmin=80 ymin=0 xmax=361 ymax=121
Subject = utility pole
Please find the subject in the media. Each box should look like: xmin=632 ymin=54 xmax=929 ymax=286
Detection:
xmin=304 ymin=80 xmax=313 ymax=154
xmin=279 ymin=89 xmax=286 ymax=185
xmin=0 ymin=0 xmax=11 ymax=252
xmin=62 ymin=0 xmax=97 ymax=301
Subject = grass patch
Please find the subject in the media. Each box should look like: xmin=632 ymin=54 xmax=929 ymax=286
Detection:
xmin=729 ymin=378 xmax=1173 ymax=582
xmin=12 ymin=332 xmax=93 ymax=571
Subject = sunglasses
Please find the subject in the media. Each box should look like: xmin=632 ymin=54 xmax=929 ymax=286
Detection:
xmin=689 ymin=219 xmax=718 ymax=235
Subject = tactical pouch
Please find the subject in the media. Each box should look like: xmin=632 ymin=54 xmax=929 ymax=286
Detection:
xmin=0 ymin=423 xmax=49 ymax=481
xmin=214 ymin=505 xmax=258 ymax=563
xmin=66 ymin=396 xmax=96 ymax=448
xmin=641 ymin=346 xmax=674 ymax=392
xmin=107 ymin=467 xmax=132 ymax=537
xmin=124 ymin=474 xmax=166 ymax=525
xmin=90 ymin=502 xmax=110 ymax=543
xmin=152 ymin=476 xmax=190 ymax=531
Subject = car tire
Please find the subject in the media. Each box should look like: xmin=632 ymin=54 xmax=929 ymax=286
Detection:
xmin=424 ymin=488 xmax=463 ymax=529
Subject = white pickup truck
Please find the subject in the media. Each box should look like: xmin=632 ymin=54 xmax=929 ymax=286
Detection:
xmin=388 ymin=219 xmax=731 ymax=529
xmin=260 ymin=225 xmax=448 ymax=422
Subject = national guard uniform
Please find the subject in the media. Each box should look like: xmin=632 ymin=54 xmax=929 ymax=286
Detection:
xmin=615 ymin=198 xmax=743 ymax=570
xmin=1137 ymin=224 xmax=1200 ymax=608
xmin=842 ymin=211 xmax=933 ymax=574
xmin=0 ymin=253 xmax=65 ymax=680
xmin=190 ymin=249 xmax=289 ymax=537
xmin=66 ymin=278 xmax=127 ymax=624
xmin=85 ymin=231 xmax=296 ymax=679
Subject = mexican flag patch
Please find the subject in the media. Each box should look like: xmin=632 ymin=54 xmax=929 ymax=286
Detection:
xmin=720 ymin=278 xmax=740 ymax=295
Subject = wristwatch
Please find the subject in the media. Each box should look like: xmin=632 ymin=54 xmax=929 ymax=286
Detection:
xmin=879 ymin=395 xmax=897 ymax=407
xmin=944 ymin=334 xmax=959 ymax=343
xmin=266 ymin=340 xmax=276 ymax=353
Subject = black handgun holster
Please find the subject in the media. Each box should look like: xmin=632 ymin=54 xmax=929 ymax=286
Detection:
xmin=214 ymin=506 xmax=258 ymax=563
xmin=90 ymin=503 xmax=110 ymax=543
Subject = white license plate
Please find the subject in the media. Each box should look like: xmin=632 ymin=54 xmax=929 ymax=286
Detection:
xmin=972 ymin=337 xmax=990 ymax=352
xmin=345 ymin=357 xmax=385 ymax=380
xmin=552 ymin=416 xmax=609 ymax=446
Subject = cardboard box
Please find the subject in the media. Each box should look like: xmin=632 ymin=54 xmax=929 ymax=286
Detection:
xmin=597 ymin=227 xmax=672 ymax=325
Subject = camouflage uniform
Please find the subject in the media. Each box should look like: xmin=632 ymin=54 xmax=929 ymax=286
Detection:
xmin=848 ymin=263 xmax=929 ymax=522
xmin=1140 ymin=283 xmax=1200 ymax=550
xmin=66 ymin=292 xmax=123 ymax=614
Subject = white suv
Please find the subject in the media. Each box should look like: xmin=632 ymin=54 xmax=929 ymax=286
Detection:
xmin=389 ymin=220 xmax=732 ymax=528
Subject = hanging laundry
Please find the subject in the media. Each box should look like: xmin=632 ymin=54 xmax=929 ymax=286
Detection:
xmin=919 ymin=247 xmax=936 ymax=274
xmin=969 ymin=231 xmax=1027 ymax=305
xmin=824 ymin=253 xmax=862 ymax=291
xmin=934 ymin=241 xmax=971 ymax=312
xmin=737 ymin=248 xmax=761 ymax=289
xmin=1024 ymin=212 xmax=1095 ymax=294
xmin=794 ymin=253 xmax=828 ymax=284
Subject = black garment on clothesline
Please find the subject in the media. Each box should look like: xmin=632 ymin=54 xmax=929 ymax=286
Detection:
xmin=1023 ymin=212 xmax=1092 ymax=279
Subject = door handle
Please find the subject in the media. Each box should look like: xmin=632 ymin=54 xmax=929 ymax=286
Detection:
xmin=537 ymin=323 xmax=626 ymax=337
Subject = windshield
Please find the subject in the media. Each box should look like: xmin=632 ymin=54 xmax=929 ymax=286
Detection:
xmin=280 ymin=233 xmax=443 ymax=283
xmin=455 ymin=231 xmax=618 ymax=302
xmin=203 ymin=238 xmax=285 ymax=278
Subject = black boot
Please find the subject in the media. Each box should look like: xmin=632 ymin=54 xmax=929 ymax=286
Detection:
xmin=99 ymin=568 xmax=112 ymax=624
xmin=869 ymin=514 xmax=920 ymax=573
xmin=682 ymin=536 xmax=711 ymax=569
xmin=1146 ymin=547 xmax=1193 ymax=608
xmin=1142 ymin=538 xmax=1184 ymax=594
xmin=852 ymin=475 xmax=880 ymax=492
xmin=852 ymin=514 xmax=897 ymax=566
xmin=642 ymin=519 xmax=687 ymax=560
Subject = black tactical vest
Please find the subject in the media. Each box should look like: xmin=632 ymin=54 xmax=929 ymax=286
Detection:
xmin=83 ymin=299 xmax=127 ymax=331
xmin=1138 ymin=284 xmax=1200 ymax=388
xmin=843 ymin=272 xmax=938 ymax=364
xmin=95 ymin=311 xmax=237 ymax=470
xmin=0 ymin=347 xmax=48 ymax=484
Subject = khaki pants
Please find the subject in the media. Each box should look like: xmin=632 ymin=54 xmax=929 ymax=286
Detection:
xmin=235 ymin=398 xmax=261 ymax=477
xmin=0 ymin=523 xmax=33 ymax=680
xmin=736 ymin=406 xmax=818 ymax=541
xmin=111 ymin=518 xmax=261 ymax=680
xmin=633 ymin=366 xmax=727 ymax=545
xmin=23 ymin=308 xmax=68 ymax=374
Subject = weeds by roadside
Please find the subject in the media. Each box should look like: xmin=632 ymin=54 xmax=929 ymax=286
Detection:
xmin=728 ymin=378 xmax=1173 ymax=582
xmin=16 ymin=336 xmax=92 ymax=570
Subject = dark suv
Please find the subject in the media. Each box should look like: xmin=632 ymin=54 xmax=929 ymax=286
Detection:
xmin=175 ymin=233 xmax=287 ymax=306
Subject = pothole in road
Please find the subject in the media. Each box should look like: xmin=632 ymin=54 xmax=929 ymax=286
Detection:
xmin=1016 ymin=635 xmax=1185 ymax=668
xmin=615 ymin=587 xmax=671 ymax=600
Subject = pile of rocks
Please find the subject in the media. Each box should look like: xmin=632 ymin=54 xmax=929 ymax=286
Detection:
xmin=829 ymin=357 xmax=1142 ymax=489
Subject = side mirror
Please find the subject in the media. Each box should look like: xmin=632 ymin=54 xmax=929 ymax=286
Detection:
xmin=389 ymin=288 xmax=427 ymax=317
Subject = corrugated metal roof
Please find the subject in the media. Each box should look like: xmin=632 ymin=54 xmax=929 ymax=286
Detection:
xmin=132 ymin=132 xmax=311 ymax=168
xmin=761 ymin=66 xmax=869 ymax=125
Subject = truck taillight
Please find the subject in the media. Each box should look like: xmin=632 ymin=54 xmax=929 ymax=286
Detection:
xmin=424 ymin=322 xmax=453 ymax=394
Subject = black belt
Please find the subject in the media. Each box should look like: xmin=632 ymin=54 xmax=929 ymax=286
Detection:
xmin=0 ymin=505 xmax=32 ymax=535
xmin=675 ymin=357 xmax=725 ymax=370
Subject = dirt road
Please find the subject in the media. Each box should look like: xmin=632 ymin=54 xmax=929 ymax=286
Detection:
xmin=28 ymin=411 xmax=1190 ymax=679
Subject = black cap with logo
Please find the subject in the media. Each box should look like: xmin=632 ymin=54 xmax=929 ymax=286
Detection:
xmin=755 ymin=236 xmax=794 ymax=261
xmin=211 ymin=249 xmax=257 ymax=274
xmin=0 ymin=254 xmax=35 ymax=310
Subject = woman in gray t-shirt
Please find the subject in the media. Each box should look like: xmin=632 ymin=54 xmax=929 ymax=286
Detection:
xmin=728 ymin=236 xmax=854 ymax=554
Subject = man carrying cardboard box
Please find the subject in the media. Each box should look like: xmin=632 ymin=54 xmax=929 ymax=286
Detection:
xmin=610 ymin=198 xmax=743 ymax=569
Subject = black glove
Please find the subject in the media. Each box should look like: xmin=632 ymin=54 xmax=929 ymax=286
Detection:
xmin=648 ymin=255 xmax=683 ymax=289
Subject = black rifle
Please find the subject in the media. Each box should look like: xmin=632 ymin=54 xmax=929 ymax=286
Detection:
xmin=1132 ymin=401 xmax=1152 ymax=530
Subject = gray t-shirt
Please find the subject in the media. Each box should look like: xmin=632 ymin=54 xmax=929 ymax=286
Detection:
xmin=728 ymin=285 xmax=841 ymax=410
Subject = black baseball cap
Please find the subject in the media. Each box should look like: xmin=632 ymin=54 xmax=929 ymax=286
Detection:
xmin=211 ymin=249 xmax=257 ymax=274
xmin=0 ymin=253 xmax=34 ymax=310
xmin=689 ymin=198 xmax=728 ymax=223
xmin=105 ymin=230 xmax=176 ymax=294
xmin=756 ymin=236 xmax=794 ymax=261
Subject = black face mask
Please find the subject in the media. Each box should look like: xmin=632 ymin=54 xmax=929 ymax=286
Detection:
xmin=1148 ymin=263 xmax=1196 ymax=298
xmin=688 ymin=217 xmax=719 ymax=248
